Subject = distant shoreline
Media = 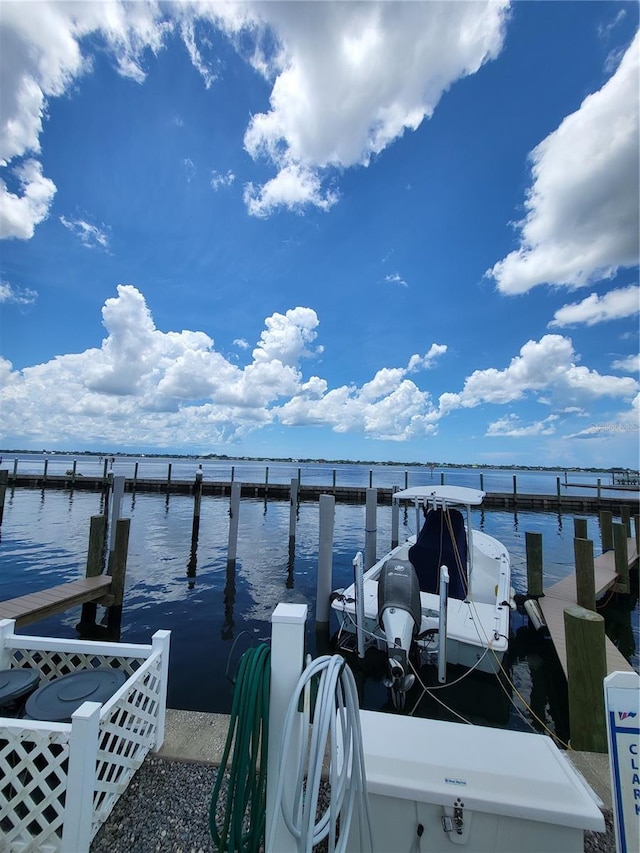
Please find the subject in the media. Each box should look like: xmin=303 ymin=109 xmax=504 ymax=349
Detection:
xmin=1 ymin=448 xmax=635 ymax=475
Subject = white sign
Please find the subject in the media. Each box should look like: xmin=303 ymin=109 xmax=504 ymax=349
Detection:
xmin=604 ymin=671 xmax=640 ymax=853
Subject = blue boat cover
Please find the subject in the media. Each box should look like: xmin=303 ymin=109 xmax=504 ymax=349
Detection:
xmin=408 ymin=508 xmax=468 ymax=599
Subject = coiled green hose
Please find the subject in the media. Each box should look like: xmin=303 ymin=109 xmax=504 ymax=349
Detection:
xmin=209 ymin=643 xmax=271 ymax=852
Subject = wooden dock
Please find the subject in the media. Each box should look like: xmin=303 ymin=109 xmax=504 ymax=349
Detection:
xmin=538 ymin=538 xmax=638 ymax=677
xmin=0 ymin=576 xmax=113 ymax=629
xmin=5 ymin=472 xmax=640 ymax=511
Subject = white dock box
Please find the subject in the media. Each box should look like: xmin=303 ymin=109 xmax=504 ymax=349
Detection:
xmin=344 ymin=710 xmax=604 ymax=853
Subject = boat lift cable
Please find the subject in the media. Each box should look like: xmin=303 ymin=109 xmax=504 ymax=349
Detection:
xmin=209 ymin=643 xmax=271 ymax=853
xmin=266 ymin=653 xmax=374 ymax=853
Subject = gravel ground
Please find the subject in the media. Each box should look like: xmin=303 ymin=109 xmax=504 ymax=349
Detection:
xmin=90 ymin=757 xmax=615 ymax=853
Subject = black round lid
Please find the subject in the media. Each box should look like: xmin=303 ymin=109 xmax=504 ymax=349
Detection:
xmin=24 ymin=668 xmax=128 ymax=722
xmin=0 ymin=668 xmax=40 ymax=705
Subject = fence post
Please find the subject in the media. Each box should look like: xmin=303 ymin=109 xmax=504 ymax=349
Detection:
xmin=564 ymin=606 xmax=607 ymax=752
xmin=151 ymin=629 xmax=171 ymax=752
xmin=574 ymin=538 xmax=596 ymax=612
xmin=316 ymin=495 xmax=335 ymax=629
xmin=61 ymin=701 xmax=101 ymax=853
xmin=267 ymin=603 xmax=307 ymax=853
xmin=525 ymin=531 xmax=544 ymax=598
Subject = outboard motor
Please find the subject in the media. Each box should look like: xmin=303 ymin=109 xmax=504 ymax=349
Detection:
xmin=377 ymin=559 xmax=421 ymax=709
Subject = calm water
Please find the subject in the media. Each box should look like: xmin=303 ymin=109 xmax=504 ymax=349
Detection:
xmin=1 ymin=457 xmax=637 ymax=742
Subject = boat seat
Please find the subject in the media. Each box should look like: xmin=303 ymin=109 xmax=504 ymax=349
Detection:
xmin=408 ymin=508 xmax=468 ymax=599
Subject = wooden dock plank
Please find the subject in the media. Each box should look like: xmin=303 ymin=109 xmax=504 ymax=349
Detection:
xmin=539 ymin=537 xmax=637 ymax=678
xmin=0 ymin=576 xmax=112 ymax=628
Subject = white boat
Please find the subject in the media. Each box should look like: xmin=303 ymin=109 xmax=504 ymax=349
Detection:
xmin=330 ymin=485 xmax=513 ymax=708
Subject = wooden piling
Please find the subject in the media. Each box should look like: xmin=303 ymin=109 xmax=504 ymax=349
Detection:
xmin=71 ymin=460 xmax=77 ymax=486
xmin=108 ymin=476 xmax=126 ymax=554
xmin=43 ymin=458 xmax=48 ymax=482
xmin=391 ymin=487 xmax=399 ymax=549
xmin=556 ymin=477 xmax=562 ymax=509
xmin=192 ymin=468 xmax=203 ymax=543
xmin=574 ymin=538 xmax=596 ymax=612
xmin=12 ymin=458 xmax=18 ymax=482
xmin=599 ymin=510 xmax=613 ymax=552
xmin=369 ymin=469 xmax=373 ymax=488
xmin=0 ymin=469 xmax=7 ymax=527
xmin=316 ymin=494 xmax=335 ymax=628
xmin=166 ymin=463 xmax=172 ymax=493
xmin=404 ymin=470 xmax=408 ymax=490
xmin=480 ymin=473 xmax=484 ymax=491
xmin=80 ymin=515 xmax=107 ymax=626
xmin=440 ymin=472 xmax=445 ymax=485
xmin=564 ymin=605 xmax=607 ymax=753
xmin=525 ymin=531 xmax=544 ymax=598
xmin=264 ymin=466 xmax=269 ymax=500
xmin=634 ymin=514 xmax=640 ymax=554
xmin=133 ymin=462 xmax=139 ymax=491
xmin=620 ymin=505 xmax=631 ymax=536
xmin=332 ymin=469 xmax=337 ymax=495
xmin=106 ymin=518 xmax=130 ymax=631
xmin=364 ymin=488 xmax=377 ymax=570
xmin=513 ymin=475 xmax=517 ymax=506
xmin=227 ymin=481 xmax=241 ymax=562
xmin=289 ymin=478 xmax=299 ymax=557
xmin=612 ymin=522 xmax=630 ymax=593
xmin=573 ymin=517 xmax=588 ymax=540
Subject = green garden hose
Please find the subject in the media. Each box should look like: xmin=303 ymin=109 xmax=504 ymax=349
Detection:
xmin=209 ymin=643 xmax=271 ymax=852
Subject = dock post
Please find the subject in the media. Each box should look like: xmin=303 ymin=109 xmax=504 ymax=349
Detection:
xmin=599 ymin=510 xmax=613 ymax=552
xmin=108 ymin=476 xmax=125 ymax=555
xmin=573 ymin=518 xmax=588 ymax=540
xmin=43 ymin=458 xmax=48 ymax=483
xmin=525 ymin=531 xmax=544 ymax=598
xmin=106 ymin=518 xmax=130 ymax=633
xmin=513 ymin=474 xmax=517 ymax=507
xmin=440 ymin=472 xmax=445 ymax=485
xmin=612 ymin=522 xmax=630 ymax=593
xmin=166 ymin=463 xmax=172 ymax=493
xmin=479 ymin=472 xmax=484 ymax=491
xmin=0 ymin=469 xmax=7 ymax=527
xmin=369 ymin=469 xmax=373 ymax=488
xmin=266 ymin=602 xmax=307 ymax=853
xmin=391 ymin=487 xmax=399 ymax=549
xmin=71 ymin=460 xmax=77 ymax=487
xmin=574 ymin=538 xmax=596 ymax=612
xmin=316 ymin=494 xmax=335 ymax=634
xmin=12 ymin=458 xmax=18 ymax=482
xmin=404 ymin=470 xmax=408 ymax=490
xmin=264 ymin=466 xmax=269 ymax=502
xmin=288 ymin=478 xmax=298 ymax=562
xmin=365 ymin=488 xmax=377 ymax=570
xmin=556 ymin=477 xmax=562 ymax=510
xmin=133 ymin=462 xmax=139 ymax=491
xmin=228 ymin=481 xmax=241 ymax=563
xmin=102 ymin=458 xmax=108 ymax=482
xmin=332 ymin=468 xmax=336 ymax=495
xmin=634 ymin=514 xmax=640 ymax=554
xmin=80 ymin=515 xmax=107 ymax=627
xmin=191 ymin=466 xmax=203 ymax=543
xmin=564 ymin=605 xmax=607 ymax=753
xmin=620 ymin=505 xmax=631 ymax=536
xmin=597 ymin=478 xmax=601 ymax=502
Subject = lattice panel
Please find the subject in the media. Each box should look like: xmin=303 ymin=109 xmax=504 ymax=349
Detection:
xmin=8 ymin=649 xmax=144 ymax=682
xmin=0 ymin=725 xmax=70 ymax=853
xmin=90 ymin=658 xmax=163 ymax=837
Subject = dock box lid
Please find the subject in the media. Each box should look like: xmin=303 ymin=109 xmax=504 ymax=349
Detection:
xmin=356 ymin=710 xmax=604 ymax=831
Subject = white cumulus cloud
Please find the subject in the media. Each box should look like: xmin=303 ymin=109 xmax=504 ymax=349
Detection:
xmin=489 ymin=31 xmax=639 ymax=294
xmin=549 ymin=285 xmax=640 ymax=328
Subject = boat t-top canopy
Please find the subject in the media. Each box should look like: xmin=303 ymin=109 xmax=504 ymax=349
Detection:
xmin=392 ymin=485 xmax=485 ymax=507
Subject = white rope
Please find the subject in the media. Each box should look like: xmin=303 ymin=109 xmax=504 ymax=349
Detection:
xmin=266 ymin=654 xmax=374 ymax=853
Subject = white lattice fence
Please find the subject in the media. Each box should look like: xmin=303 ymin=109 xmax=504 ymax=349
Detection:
xmin=0 ymin=620 xmax=170 ymax=853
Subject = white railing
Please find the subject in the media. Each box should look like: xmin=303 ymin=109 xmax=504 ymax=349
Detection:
xmin=0 ymin=619 xmax=170 ymax=853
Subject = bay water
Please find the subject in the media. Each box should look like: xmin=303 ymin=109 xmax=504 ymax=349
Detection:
xmin=1 ymin=456 xmax=637 ymax=742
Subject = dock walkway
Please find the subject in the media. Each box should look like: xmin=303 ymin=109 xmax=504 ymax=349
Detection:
xmin=538 ymin=538 xmax=638 ymax=677
xmin=0 ymin=576 xmax=113 ymax=628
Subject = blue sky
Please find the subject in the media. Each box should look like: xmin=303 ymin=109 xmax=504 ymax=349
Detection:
xmin=0 ymin=1 xmax=638 ymax=467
